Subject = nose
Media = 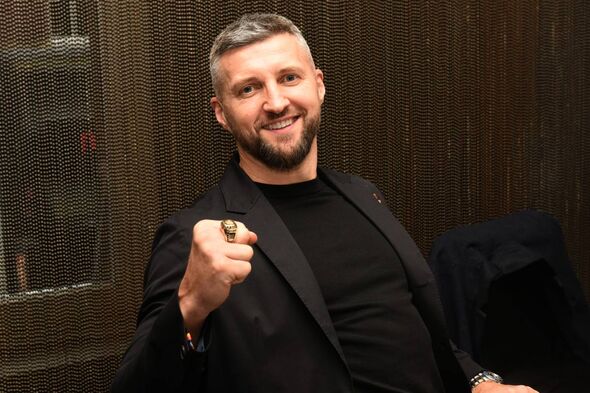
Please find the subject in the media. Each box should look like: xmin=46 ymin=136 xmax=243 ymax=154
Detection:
xmin=262 ymin=85 xmax=289 ymax=114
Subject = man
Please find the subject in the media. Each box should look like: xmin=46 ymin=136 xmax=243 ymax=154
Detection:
xmin=112 ymin=14 xmax=538 ymax=393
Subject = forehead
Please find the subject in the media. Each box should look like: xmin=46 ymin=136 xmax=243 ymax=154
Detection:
xmin=218 ymin=33 xmax=313 ymax=84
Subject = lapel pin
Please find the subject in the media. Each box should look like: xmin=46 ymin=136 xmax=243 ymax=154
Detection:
xmin=372 ymin=192 xmax=382 ymax=204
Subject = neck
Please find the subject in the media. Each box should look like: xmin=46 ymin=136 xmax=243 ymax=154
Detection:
xmin=238 ymin=141 xmax=318 ymax=185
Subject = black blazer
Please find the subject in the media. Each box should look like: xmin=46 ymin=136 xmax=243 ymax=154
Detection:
xmin=112 ymin=156 xmax=479 ymax=392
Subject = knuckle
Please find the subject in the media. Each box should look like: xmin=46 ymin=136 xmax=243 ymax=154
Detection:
xmin=192 ymin=225 xmax=200 ymax=241
xmin=197 ymin=240 xmax=214 ymax=256
xmin=192 ymin=224 xmax=208 ymax=244
xmin=237 ymin=222 xmax=249 ymax=234
xmin=193 ymin=219 xmax=208 ymax=233
xmin=194 ymin=219 xmax=220 ymax=239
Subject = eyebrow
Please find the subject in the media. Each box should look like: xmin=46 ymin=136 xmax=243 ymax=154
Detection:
xmin=230 ymin=65 xmax=307 ymax=91
xmin=230 ymin=77 xmax=259 ymax=91
xmin=278 ymin=65 xmax=305 ymax=75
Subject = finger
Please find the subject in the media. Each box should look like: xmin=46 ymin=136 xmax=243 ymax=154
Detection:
xmin=219 ymin=220 xmax=252 ymax=244
xmin=247 ymin=230 xmax=257 ymax=245
xmin=225 ymin=243 xmax=254 ymax=261
xmin=224 ymin=258 xmax=252 ymax=284
xmin=233 ymin=222 xmax=256 ymax=245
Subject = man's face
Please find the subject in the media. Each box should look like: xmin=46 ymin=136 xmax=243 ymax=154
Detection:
xmin=211 ymin=33 xmax=325 ymax=171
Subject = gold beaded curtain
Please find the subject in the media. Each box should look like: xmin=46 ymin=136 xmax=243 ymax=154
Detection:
xmin=0 ymin=1 xmax=588 ymax=391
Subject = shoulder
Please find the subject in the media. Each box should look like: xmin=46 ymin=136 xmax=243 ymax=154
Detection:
xmin=319 ymin=167 xmax=386 ymax=203
xmin=319 ymin=167 xmax=378 ymax=190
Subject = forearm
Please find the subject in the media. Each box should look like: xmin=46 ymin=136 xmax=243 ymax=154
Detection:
xmin=112 ymin=218 xmax=207 ymax=392
xmin=112 ymin=294 xmax=206 ymax=392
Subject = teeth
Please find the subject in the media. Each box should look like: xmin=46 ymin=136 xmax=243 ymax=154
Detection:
xmin=265 ymin=118 xmax=295 ymax=130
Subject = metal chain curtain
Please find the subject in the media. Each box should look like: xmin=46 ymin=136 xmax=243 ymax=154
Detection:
xmin=0 ymin=1 xmax=588 ymax=391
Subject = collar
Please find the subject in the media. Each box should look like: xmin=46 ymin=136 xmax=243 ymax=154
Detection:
xmin=219 ymin=153 xmax=352 ymax=214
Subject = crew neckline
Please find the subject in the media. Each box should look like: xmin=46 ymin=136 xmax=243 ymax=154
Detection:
xmin=255 ymin=177 xmax=324 ymax=198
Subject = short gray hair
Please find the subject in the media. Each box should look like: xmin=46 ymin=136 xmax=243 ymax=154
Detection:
xmin=209 ymin=13 xmax=315 ymax=96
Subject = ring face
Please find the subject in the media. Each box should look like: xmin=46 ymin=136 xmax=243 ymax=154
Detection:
xmin=220 ymin=219 xmax=237 ymax=242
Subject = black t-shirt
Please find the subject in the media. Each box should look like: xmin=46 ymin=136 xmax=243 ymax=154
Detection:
xmin=257 ymin=177 xmax=445 ymax=393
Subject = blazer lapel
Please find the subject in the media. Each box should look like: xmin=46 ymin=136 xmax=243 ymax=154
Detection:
xmin=219 ymin=158 xmax=347 ymax=365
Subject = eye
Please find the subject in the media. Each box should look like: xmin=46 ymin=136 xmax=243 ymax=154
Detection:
xmin=241 ymin=85 xmax=254 ymax=95
xmin=283 ymin=74 xmax=299 ymax=83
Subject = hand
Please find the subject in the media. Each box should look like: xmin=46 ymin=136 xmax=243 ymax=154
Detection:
xmin=473 ymin=381 xmax=539 ymax=393
xmin=178 ymin=219 xmax=257 ymax=334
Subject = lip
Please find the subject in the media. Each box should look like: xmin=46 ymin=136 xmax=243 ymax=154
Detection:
xmin=261 ymin=116 xmax=300 ymax=134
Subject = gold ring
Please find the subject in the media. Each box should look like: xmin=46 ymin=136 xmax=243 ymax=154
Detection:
xmin=220 ymin=219 xmax=237 ymax=242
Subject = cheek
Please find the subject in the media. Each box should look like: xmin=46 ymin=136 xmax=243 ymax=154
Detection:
xmin=226 ymin=103 xmax=257 ymax=127
xmin=239 ymin=100 xmax=263 ymax=121
xmin=301 ymin=96 xmax=322 ymax=114
xmin=294 ymin=86 xmax=323 ymax=111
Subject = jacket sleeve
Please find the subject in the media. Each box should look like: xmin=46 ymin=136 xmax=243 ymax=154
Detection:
xmin=111 ymin=217 xmax=207 ymax=392
xmin=451 ymin=341 xmax=484 ymax=381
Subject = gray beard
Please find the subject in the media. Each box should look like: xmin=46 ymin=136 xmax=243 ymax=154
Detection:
xmin=231 ymin=113 xmax=321 ymax=171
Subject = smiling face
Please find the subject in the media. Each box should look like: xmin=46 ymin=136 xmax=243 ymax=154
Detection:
xmin=211 ymin=33 xmax=325 ymax=176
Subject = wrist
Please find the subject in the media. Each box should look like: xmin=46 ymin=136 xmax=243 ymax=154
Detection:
xmin=180 ymin=316 xmax=212 ymax=359
xmin=178 ymin=289 xmax=208 ymax=335
xmin=470 ymin=370 xmax=503 ymax=390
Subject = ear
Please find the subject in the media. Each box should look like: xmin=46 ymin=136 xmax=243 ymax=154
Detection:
xmin=315 ymin=68 xmax=325 ymax=104
xmin=211 ymin=96 xmax=229 ymax=131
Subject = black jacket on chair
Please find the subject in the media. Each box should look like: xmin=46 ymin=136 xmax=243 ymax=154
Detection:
xmin=112 ymin=155 xmax=479 ymax=392
xmin=428 ymin=210 xmax=590 ymax=390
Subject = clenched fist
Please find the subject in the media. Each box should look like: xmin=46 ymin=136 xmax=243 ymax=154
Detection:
xmin=178 ymin=219 xmax=257 ymax=335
